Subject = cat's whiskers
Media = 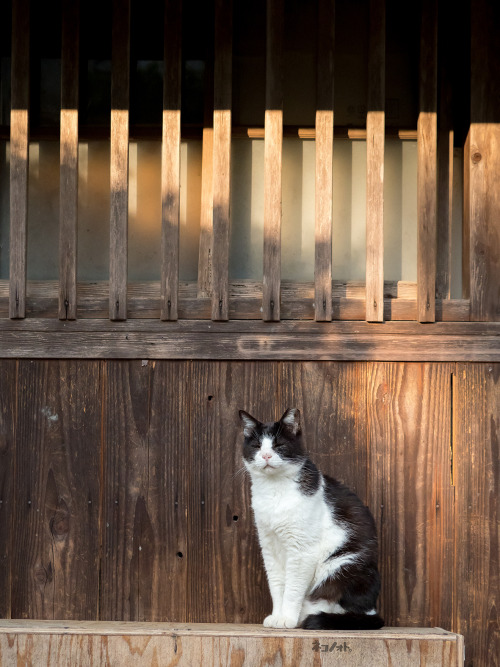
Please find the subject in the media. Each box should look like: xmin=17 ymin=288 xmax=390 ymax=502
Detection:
xmin=232 ymin=465 xmax=248 ymax=481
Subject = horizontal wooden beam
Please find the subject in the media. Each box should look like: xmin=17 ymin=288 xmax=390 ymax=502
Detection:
xmin=0 ymin=280 xmax=471 ymax=322
xmin=0 ymin=621 xmax=464 ymax=665
xmin=0 ymin=321 xmax=497 ymax=361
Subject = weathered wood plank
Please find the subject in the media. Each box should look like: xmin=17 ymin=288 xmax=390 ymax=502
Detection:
xmin=197 ymin=18 xmax=215 ymax=299
xmin=281 ymin=363 xmax=367 ymax=502
xmin=142 ymin=361 xmax=190 ymax=622
xmin=435 ymin=7 xmax=453 ymax=301
xmin=314 ymin=0 xmax=335 ymax=322
xmin=100 ymin=361 xmax=152 ymax=620
xmin=468 ymin=1 xmax=500 ymax=321
xmin=0 ymin=278 xmax=472 ymax=321
xmin=462 ymin=132 xmax=470 ymax=301
xmin=198 ymin=129 xmax=214 ymax=298
xmin=109 ymin=0 xmax=131 ymax=321
xmin=454 ymin=364 xmax=500 ymax=667
xmin=10 ymin=361 xmax=102 ymax=619
xmin=211 ymin=0 xmax=232 ymax=321
xmin=160 ymin=0 xmax=182 ymax=321
xmin=1 ymin=316 xmax=495 ymax=336
xmin=0 ymin=330 xmax=498 ymax=361
xmin=9 ymin=0 xmax=30 ymax=319
xmin=0 ymin=361 xmax=16 ymax=618
xmin=365 ymin=0 xmax=385 ymax=323
xmin=0 ymin=621 xmax=465 ymax=666
xmin=187 ymin=362 xmax=278 ymax=622
xmin=367 ymin=364 xmax=454 ymax=628
xmin=417 ymin=0 xmax=438 ymax=323
xmin=59 ymin=0 xmax=80 ymax=321
xmin=262 ymin=0 xmax=284 ymax=322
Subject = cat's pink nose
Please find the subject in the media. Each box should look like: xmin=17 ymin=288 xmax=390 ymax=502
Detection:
xmin=262 ymin=452 xmax=272 ymax=461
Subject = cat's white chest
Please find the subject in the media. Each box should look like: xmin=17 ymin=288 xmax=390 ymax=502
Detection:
xmin=250 ymin=475 xmax=323 ymax=540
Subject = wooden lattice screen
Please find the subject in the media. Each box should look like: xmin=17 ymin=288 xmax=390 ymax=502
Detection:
xmin=3 ymin=0 xmax=496 ymax=325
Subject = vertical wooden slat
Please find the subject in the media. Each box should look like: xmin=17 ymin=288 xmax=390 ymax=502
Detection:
xmin=365 ymin=0 xmax=385 ymax=323
xmin=461 ymin=131 xmax=470 ymax=301
xmin=160 ymin=0 xmax=182 ymax=321
xmin=146 ymin=361 xmax=190 ymax=622
xmin=0 ymin=361 xmax=16 ymax=618
xmin=417 ymin=0 xmax=438 ymax=323
xmin=211 ymin=0 xmax=232 ymax=321
xmin=100 ymin=361 xmax=150 ymax=620
xmin=198 ymin=26 xmax=215 ymax=299
xmin=468 ymin=0 xmax=500 ymax=322
xmin=314 ymin=0 xmax=335 ymax=322
xmin=187 ymin=361 xmax=277 ymax=622
xmin=11 ymin=361 xmax=102 ymax=619
xmin=367 ymin=363 xmax=454 ymax=628
xmin=281 ymin=362 xmax=368 ymax=502
xmin=262 ymin=0 xmax=283 ymax=322
xmin=59 ymin=0 xmax=80 ymax=321
xmin=435 ymin=6 xmax=453 ymax=301
xmin=9 ymin=0 xmax=30 ymax=319
xmin=454 ymin=364 xmax=500 ymax=666
xmin=100 ymin=361 xmax=191 ymax=622
xmin=109 ymin=0 xmax=130 ymax=321
xmin=198 ymin=128 xmax=214 ymax=297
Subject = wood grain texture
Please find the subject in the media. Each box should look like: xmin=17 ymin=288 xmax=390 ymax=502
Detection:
xmin=462 ymin=131 xmax=470 ymax=301
xmin=365 ymin=0 xmax=385 ymax=323
xmin=211 ymin=0 xmax=232 ymax=321
xmin=417 ymin=0 xmax=438 ymax=323
xmin=9 ymin=0 xmax=30 ymax=320
xmin=281 ymin=362 xmax=368 ymax=501
xmin=0 ymin=329 xmax=498 ymax=361
xmin=141 ymin=361 xmax=190 ymax=622
xmin=436 ymin=6 xmax=453 ymax=301
xmin=468 ymin=127 xmax=500 ymax=321
xmin=109 ymin=0 xmax=130 ymax=321
xmin=262 ymin=0 xmax=284 ymax=322
xmin=0 ymin=621 xmax=464 ymax=666
xmin=0 ymin=278 xmax=471 ymax=322
xmin=160 ymin=0 xmax=182 ymax=321
xmin=198 ymin=129 xmax=214 ymax=298
xmin=468 ymin=0 xmax=500 ymax=321
xmin=314 ymin=0 xmax=335 ymax=322
xmin=59 ymin=0 xmax=80 ymax=321
xmin=187 ymin=362 xmax=277 ymax=623
xmin=197 ymin=19 xmax=215 ymax=300
xmin=100 ymin=361 xmax=152 ymax=620
xmin=10 ymin=361 xmax=102 ymax=620
xmin=454 ymin=364 xmax=500 ymax=667
xmin=0 ymin=361 xmax=16 ymax=618
xmin=367 ymin=364 xmax=454 ymax=628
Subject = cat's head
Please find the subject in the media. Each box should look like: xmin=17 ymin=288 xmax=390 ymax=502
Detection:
xmin=238 ymin=408 xmax=305 ymax=476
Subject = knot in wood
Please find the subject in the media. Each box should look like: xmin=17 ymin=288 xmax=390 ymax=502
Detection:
xmin=471 ymin=152 xmax=482 ymax=164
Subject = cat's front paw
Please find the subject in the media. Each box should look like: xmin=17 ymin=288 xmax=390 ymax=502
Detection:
xmin=263 ymin=614 xmax=298 ymax=629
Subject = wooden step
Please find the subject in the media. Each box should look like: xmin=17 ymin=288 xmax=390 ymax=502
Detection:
xmin=0 ymin=621 xmax=464 ymax=666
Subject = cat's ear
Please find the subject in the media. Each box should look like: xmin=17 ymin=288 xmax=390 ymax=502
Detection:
xmin=239 ymin=410 xmax=259 ymax=437
xmin=280 ymin=408 xmax=301 ymax=435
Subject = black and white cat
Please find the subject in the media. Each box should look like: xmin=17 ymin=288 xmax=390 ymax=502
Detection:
xmin=239 ymin=407 xmax=384 ymax=630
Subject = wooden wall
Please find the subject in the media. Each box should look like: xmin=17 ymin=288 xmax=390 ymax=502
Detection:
xmin=0 ymin=359 xmax=498 ymax=665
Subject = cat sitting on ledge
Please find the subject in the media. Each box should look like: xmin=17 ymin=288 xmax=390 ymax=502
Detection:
xmin=239 ymin=408 xmax=384 ymax=630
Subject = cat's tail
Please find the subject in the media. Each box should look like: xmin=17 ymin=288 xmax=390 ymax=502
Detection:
xmin=301 ymin=611 xmax=384 ymax=630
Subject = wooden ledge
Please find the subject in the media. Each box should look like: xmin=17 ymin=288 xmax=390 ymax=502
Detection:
xmin=0 ymin=621 xmax=464 ymax=666
xmin=0 ymin=319 xmax=499 ymax=360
